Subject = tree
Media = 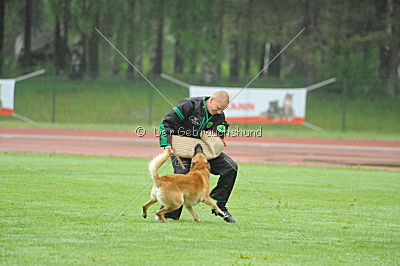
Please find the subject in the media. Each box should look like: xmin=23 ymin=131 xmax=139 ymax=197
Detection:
xmin=88 ymin=11 xmax=100 ymax=78
xmin=243 ymin=0 xmax=254 ymax=76
xmin=126 ymin=0 xmax=149 ymax=79
xmin=301 ymin=0 xmax=320 ymax=84
xmin=44 ymin=0 xmax=70 ymax=72
xmin=126 ymin=0 xmax=136 ymax=79
xmin=170 ymin=0 xmax=188 ymax=74
xmin=21 ymin=0 xmax=32 ymax=69
xmin=253 ymin=0 xmax=299 ymax=79
xmin=226 ymin=1 xmax=241 ymax=80
xmin=385 ymin=0 xmax=399 ymax=96
xmin=216 ymin=0 xmax=225 ymax=76
xmin=0 ymin=0 xmax=5 ymax=76
xmin=200 ymin=0 xmax=219 ymax=83
xmin=69 ymin=0 xmax=103 ymax=78
xmin=150 ymin=0 xmax=164 ymax=75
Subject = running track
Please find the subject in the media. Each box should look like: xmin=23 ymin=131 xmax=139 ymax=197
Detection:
xmin=1 ymin=127 xmax=399 ymax=171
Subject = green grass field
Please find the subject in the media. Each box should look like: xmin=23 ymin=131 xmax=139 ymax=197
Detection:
xmin=1 ymin=152 xmax=399 ymax=265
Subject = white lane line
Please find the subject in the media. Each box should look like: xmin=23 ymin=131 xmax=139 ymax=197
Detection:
xmin=0 ymin=134 xmax=155 ymax=143
xmin=230 ymin=141 xmax=400 ymax=152
xmin=1 ymin=134 xmax=400 ymax=152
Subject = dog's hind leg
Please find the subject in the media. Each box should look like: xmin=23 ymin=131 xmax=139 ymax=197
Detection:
xmin=156 ymin=205 xmax=180 ymax=223
xmin=185 ymin=205 xmax=201 ymax=223
xmin=202 ymin=196 xmax=226 ymax=217
xmin=142 ymin=198 xmax=157 ymax=219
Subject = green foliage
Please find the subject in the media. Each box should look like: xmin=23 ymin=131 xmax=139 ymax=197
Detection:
xmin=2 ymin=0 xmax=398 ymax=95
xmin=1 ymin=152 xmax=399 ymax=264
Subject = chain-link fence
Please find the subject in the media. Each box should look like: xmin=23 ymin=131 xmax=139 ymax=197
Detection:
xmin=3 ymin=71 xmax=399 ymax=134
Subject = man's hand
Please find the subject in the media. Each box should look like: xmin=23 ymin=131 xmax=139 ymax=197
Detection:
xmin=164 ymin=145 xmax=172 ymax=150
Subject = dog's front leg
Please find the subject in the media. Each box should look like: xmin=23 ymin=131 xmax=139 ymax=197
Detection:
xmin=202 ymin=197 xmax=226 ymax=217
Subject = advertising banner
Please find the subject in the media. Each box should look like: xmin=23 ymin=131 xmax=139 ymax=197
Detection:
xmin=189 ymin=85 xmax=307 ymax=124
xmin=0 ymin=79 xmax=16 ymax=116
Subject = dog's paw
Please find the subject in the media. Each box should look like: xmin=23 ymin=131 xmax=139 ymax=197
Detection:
xmin=142 ymin=213 xmax=147 ymax=219
xmin=194 ymin=219 xmax=201 ymax=223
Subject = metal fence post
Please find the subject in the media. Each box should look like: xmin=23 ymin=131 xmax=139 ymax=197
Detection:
xmin=148 ymin=88 xmax=153 ymax=126
xmin=341 ymin=79 xmax=348 ymax=132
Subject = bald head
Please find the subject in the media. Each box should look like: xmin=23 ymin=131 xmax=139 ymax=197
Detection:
xmin=206 ymin=90 xmax=230 ymax=115
xmin=212 ymin=91 xmax=230 ymax=106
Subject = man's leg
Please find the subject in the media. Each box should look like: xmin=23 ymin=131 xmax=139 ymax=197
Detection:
xmin=209 ymin=153 xmax=238 ymax=205
xmin=208 ymin=153 xmax=238 ymax=223
xmin=162 ymin=155 xmax=191 ymax=220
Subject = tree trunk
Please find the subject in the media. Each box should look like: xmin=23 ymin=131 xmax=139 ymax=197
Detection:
xmin=303 ymin=0 xmax=317 ymax=84
xmin=0 ymin=0 xmax=5 ymax=76
xmin=190 ymin=51 xmax=197 ymax=74
xmin=54 ymin=1 xmax=69 ymax=72
xmin=386 ymin=0 xmax=399 ymax=96
xmin=244 ymin=34 xmax=251 ymax=75
xmin=132 ymin=0 xmax=144 ymax=79
xmin=174 ymin=37 xmax=184 ymax=74
xmin=216 ymin=0 xmax=224 ymax=76
xmin=173 ymin=0 xmax=185 ymax=74
xmin=377 ymin=0 xmax=389 ymax=79
xmin=88 ymin=14 xmax=100 ymax=78
xmin=201 ymin=1 xmax=219 ymax=83
xmin=244 ymin=0 xmax=253 ymax=75
xmin=150 ymin=0 xmax=164 ymax=75
xmin=54 ymin=14 xmax=63 ymax=72
xmin=61 ymin=0 xmax=70 ymax=70
xmin=201 ymin=57 xmax=216 ymax=84
xmin=269 ymin=43 xmax=281 ymax=78
xmin=379 ymin=44 xmax=390 ymax=78
xmin=258 ymin=42 xmax=266 ymax=77
xmin=69 ymin=33 xmax=86 ymax=79
xmin=126 ymin=0 xmax=135 ymax=80
xmin=22 ymin=0 xmax=32 ymax=68
xmin=229 ymin=39 xmax=239 ymax=80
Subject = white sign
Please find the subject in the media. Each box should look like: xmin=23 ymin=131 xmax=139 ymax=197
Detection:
xmin=0 ymin=79 xmax=16 ymax=115
xmin=189 ymin=85 xmax=307 ymax=124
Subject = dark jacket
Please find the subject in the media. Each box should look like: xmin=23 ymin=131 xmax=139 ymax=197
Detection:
xmin=159 ymin=96 xmax=229 ymax=147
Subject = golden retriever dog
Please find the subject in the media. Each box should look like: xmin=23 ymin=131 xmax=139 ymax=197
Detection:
xmin=142 ymin=144 xmax=226 ymax=223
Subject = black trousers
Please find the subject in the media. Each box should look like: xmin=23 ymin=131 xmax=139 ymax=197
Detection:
xmin=165 ymin=153 xmax=238 ymax=218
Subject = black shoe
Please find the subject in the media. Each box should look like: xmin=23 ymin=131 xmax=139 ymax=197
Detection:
xmin=154 ymin=213 xmax=180 ymax=221
xmin=164 ymin=214 xmax=180 ymax=220
xmin=212 ymin=206 xmax=236 ymax=223
xmin=162 ymin=206 xmax=182 ymax=220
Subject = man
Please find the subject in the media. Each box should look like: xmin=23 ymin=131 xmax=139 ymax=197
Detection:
xmin=159 ymin=91 xmax=238 ymax=223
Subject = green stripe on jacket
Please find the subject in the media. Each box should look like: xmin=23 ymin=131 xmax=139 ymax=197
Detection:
xmin=173 ymin=107 xmax=185 ymax=120
xmin=159 ymin=120 xmax=170 ymax=146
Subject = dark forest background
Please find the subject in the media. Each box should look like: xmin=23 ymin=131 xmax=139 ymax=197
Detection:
xmin=0 ymin=0 xmax=399 ymax=95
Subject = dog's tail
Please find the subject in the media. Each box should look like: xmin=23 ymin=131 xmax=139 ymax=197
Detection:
xmin=148 ymin=149 xmax=171 ymax=180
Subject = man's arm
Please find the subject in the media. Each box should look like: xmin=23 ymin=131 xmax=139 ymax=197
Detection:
xmin=209 ymin=114 xmax=229 ymax=139
xmin=159 ymin=99 xmax=193 ymax=147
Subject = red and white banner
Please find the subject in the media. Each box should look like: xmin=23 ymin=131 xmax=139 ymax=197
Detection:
xmin=0 ymin=79 xmax=16 ymax=116
xmin=189 ymin=85 xmax=307 ymax=124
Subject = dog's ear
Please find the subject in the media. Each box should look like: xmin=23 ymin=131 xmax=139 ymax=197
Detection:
xmin=193 ymin=144 xmax=203 ymax=156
